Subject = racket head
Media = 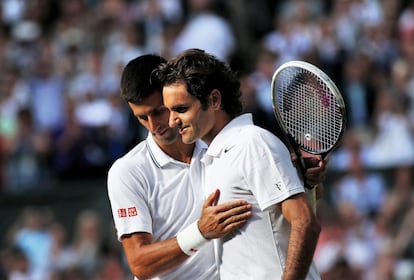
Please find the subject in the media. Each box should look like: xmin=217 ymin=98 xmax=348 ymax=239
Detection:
xmin=271 ymin=60 xmax=346 ymax=156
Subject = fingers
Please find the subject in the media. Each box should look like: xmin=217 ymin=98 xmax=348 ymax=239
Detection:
xmin=217 ymin=203 xmax=252 ymax=222
xmin=304 ymin=167 xmax=325 ymax=186
xmin=213 ymin=198 xmax=250 ymax=212
xmin=204 ymin=189 xmax=220 ymax=207
xmin=303 ymin=156 xmax=322 ymax=168
xmin=206 ymin=202 xmax=252 ymax=236
xmin=302 ymin=156 xmax=327 ymax=186
xmin=199 ymin=198 xmax=252 ymax=240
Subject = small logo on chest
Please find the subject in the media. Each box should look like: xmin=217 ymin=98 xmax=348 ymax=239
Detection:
xmin=224 ymin=145 xmax=236 ymax=153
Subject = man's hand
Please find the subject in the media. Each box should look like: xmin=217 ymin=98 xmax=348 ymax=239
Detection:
xmin=197 ymin=189 xmax=252 ymax=240
xmin=303 ymin=156 xmax=327 ymax=186
xmin=291 ymin=153 xmax=328 ymax=199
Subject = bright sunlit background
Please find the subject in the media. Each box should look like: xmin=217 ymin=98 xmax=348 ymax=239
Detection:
xmin=0 ymin=0 xmax=414 ymax=279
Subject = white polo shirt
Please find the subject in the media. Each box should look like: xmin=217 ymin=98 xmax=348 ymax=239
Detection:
xmin=107 ymin=133 xmax=217 ymax=280
xmin=202 ymin=114 xmax=320 ymax=280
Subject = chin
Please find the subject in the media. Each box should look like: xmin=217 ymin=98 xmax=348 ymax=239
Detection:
xmin=182 ymin=136 xmax=196 ymax=145
xmin=158 ymin=133 xmax=179 ymax=145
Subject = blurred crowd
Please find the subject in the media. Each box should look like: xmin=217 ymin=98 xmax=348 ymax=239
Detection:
xmin=0 ymin=0 xmax=414 ymax=279
xmin=0 ymin=207 xmax=130 ymax=280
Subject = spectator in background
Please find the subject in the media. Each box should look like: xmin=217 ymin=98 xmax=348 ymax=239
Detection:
xmin=170 ymin=0 xmax=236 ymax=61
xmin=357 ymin=21 xmax=398 ymax=72
xmin=238 ymin=67 xmax=280 ymax=137
xmin=398 ymin=0 xmax=414 ymax=61
xmin=331 ymin=150 xmax=387 ymax=219
xmin=339 ymin=52 xmax=376 ymax=130
xmin=392 ymin=59 xmax=414 ymax=130
xmin=51 ymin=99 xmax=88 ymax=180
xmin=315 ymin=201 xmax=375 ymax=279
xmin=0 ymin=67 xmax=31 ymax=190
xmin=5 ymin=207 xmax=54 ymax=280
xmin=66 ymin=50 xmax=126 ymax=175
xmin=262 ymin=0 xmax=323 ymax=65
xmin=328 ymin=128 xmax=372 ymax=172
xmin=5 ymin=107 xmax=51 ymax=192
xmin=0 ymin=246 xmax=31 ymax=280
xmin=4 ymin=20 xmax=42 ymax=77
xmin=379 ymin=165 xmax=414 ymax=279
xmin=380 ymin=165 xmax=414 ymax=238
xmin=71 ymin=209 xmax=103 ymax=278
xmin=367 ymin=86 xmax=414 ymax=168
xmin=102 ymin=23 xmax=145 ymax=76
xmin=48 ymin=222 xmax=78 ymax=275
xmin=248 ymin=48 xmax=279 ymax=116
xmin=28 ymin=57 xmax=66 ymax=137
xmin=0 ymin=67 xmax=30 ymax=140
xmin=338 ymin=202 xmax=380 ymax=279
xmin=389 ymin=207 xmax=414 ymax=279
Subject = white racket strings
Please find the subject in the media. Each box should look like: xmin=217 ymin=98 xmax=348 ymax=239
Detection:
xmin=275 ymin=67 xmax=343 ymax=154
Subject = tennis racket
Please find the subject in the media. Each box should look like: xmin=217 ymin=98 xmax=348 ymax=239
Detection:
xmin=271 ymin=60 xmax=346 ymax=212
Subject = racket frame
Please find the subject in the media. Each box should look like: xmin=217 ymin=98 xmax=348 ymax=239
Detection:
xmin=270 ymin=60 xmax=346 ymax=191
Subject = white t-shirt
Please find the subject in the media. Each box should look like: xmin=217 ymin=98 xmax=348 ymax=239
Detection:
xmin=202 ymin=114 xmax=320 ymax=280
xmin=107 ymin=133 xmax=217 ymax=280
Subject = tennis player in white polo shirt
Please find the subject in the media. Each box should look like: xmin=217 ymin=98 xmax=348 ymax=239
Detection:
xmin=107 ymin=55 xmax=253 ymax=280
xmin=159 ymin=49 xmax=322 ymax=280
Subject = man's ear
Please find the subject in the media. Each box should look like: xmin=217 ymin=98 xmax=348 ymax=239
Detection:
xmin=210 ymin=89 xmax=222 ymax=110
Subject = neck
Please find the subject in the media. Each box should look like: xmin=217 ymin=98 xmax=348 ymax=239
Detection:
xmin=158 ymin=140 xmax=195 ymax=164
xmin=202 ymin=112 xmax=233 ymax=146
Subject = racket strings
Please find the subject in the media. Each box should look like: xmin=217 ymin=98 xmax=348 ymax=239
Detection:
xmin=277 ymin=68 xmax=343 ymax=154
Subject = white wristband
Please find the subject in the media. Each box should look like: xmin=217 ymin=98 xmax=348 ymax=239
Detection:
xmin=176 ymin=221 xmax=208 ymax=256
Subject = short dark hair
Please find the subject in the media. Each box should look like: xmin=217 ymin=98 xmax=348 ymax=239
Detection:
xmin=156 ymin=49 xmax=242 ymax=117
xmin=120 ymin=54 xmax=167 ymax=104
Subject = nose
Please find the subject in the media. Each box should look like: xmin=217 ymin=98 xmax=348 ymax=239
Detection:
xmin=148 ymin=116 xmax=159 ymax=132
xmin=169 ymin=112 xmax=180 ymax=128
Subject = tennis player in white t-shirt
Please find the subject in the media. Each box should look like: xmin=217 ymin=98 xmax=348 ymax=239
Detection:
xmin=107 ymin=55 xmax=253 ymax=280
xmin=159 ymin=49 xmax=323 ymax=279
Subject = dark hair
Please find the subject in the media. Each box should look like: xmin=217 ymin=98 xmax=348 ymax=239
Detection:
xmin=120 ymin=54 xmax=167 ymax=104
xmin=156 ymin=49 xmax=242 ymax=116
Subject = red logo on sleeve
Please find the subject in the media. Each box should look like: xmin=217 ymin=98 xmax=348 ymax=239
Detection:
xmin=118 ymin=208 xmax=127 ymax=218
xmin=128 ymin=207 xmax=138 ymax=217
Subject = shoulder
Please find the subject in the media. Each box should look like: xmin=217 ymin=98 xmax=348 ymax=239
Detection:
xmin=240 ymin=124 xmax=285 ymax=148
xmin=107 ymin=141 xmax=156 ymax=197
xmin=219 ymin=124 xmax=288 ymax=163
xmin=108 ymin=141 xmax=150 ymax=178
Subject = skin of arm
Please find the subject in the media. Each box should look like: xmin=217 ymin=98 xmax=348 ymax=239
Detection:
xmin=122 ymin=232 xmax=187 ymax=280
xmin=280 ymin=193 xmax=321 ymax=280
xmin=121 ymin=189 xmax=252 ymax=279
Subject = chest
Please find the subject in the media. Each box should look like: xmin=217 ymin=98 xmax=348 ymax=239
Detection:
xmin=143 ymin=164 xmax=205 ymax=239
xmin=203 ymin=151 xmax=256 ymax=205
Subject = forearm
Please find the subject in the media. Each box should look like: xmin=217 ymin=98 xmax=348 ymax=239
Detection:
xmin=122 ymin=191 xmax=252 ymax=279
xmin=280 ymin=194 xmax=321 ymax=280
xmin=283 ymin=217 xmax=320 ymax=280
xmin=282 ymin=219 xmax=320 ymax=280
xmin=122 ymin=234 xmax=190 ymax=279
